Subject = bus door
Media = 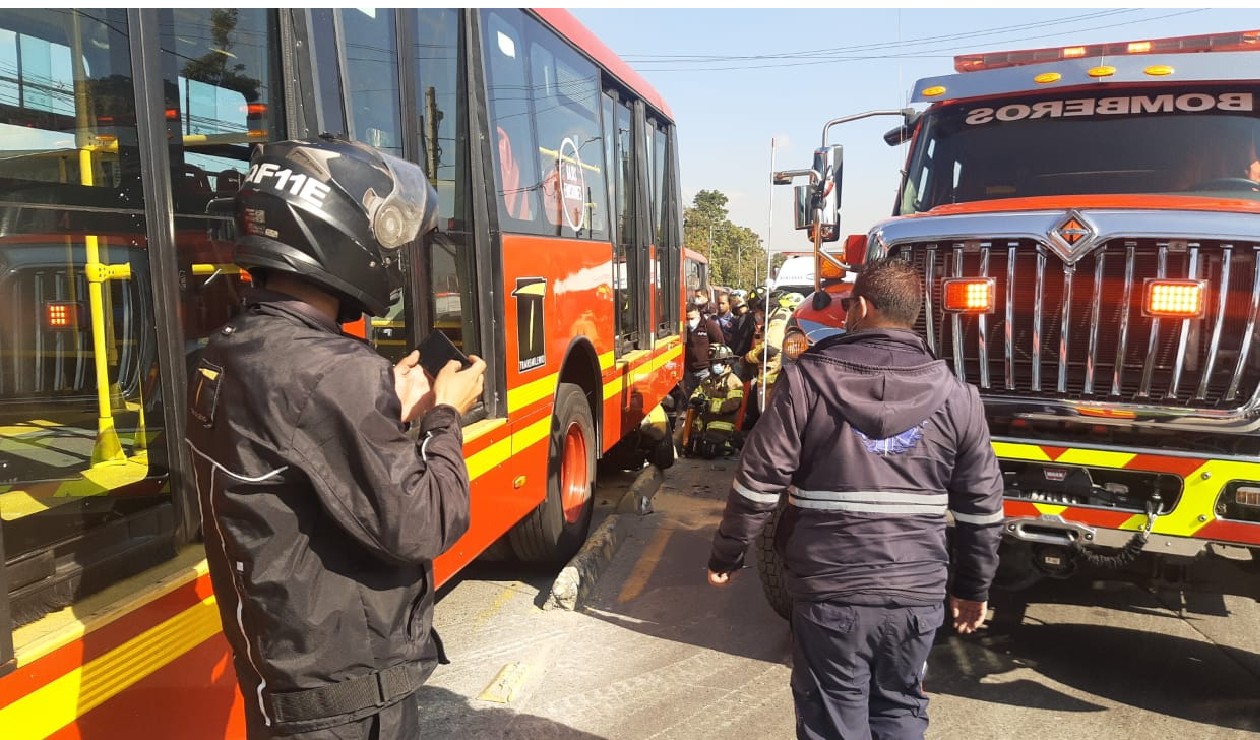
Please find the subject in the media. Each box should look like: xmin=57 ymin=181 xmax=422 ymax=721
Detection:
xmin=604 ymin=90 xmax=644 ymax=356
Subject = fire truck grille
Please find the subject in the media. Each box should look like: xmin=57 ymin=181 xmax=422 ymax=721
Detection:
xmin=889 ymin=239 xmax=1260 ymax=410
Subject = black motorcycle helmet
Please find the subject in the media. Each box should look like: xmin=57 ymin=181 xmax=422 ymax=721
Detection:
xmin=234 ymin=135 xmax=438 ymax=321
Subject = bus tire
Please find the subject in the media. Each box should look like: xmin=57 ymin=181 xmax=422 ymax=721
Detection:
xmin=652 ymin=429 xmax=676 ymax=470
xmin=755 ymin=504 xmax=792 ymax=620
xmin=509 ymin=383 xmax=596 ymax=563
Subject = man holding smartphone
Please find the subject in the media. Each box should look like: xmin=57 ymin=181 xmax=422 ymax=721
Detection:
xmin=186 ymin=136 xmax=485 ymax=739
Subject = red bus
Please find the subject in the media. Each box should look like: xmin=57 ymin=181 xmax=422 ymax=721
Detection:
xmin=0 ymin=8 xmax=683 ymax=736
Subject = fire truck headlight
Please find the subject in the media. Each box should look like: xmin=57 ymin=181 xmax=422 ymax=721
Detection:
xmin=942 ymin=277 xmax=995 ymax=314
xmin=1218 ymin=482 xmax=1260 ymax=523
xmin=45 ymin=301 xmax=84 ymax=330
xmin=1143 ymin=279 xmax=1205 ymax=319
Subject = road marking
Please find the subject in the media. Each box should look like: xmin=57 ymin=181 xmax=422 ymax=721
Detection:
xmin=474 ymin=584 xmax=519 ymax=628
xmin=617 ymin=525 xmax=675 ymax=604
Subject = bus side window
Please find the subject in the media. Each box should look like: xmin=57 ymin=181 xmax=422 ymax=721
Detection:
xmin=413 ymin=9 xmax=482 ymax=392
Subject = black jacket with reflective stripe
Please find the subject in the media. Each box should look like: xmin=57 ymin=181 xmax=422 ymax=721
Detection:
xmin=708 ymin=328 xmax=1003 ymax=605
xmin=186 ymin=290 xmax=470 ymax=735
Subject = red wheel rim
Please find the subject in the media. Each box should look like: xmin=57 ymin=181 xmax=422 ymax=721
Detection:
xmin=560 ymin=421 xmax=589 ymax=524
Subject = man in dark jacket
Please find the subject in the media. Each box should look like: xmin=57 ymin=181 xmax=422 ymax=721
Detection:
xmin=707 ymin=258 xmax=1003 ymax=740
xmin=683 ymin=303 xmax=725 ymax=396
xmin=186 ymin=137 xmax=485 ymax=739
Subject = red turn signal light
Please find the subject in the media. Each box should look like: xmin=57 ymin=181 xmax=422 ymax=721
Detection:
xmin=45 ymin=302 xmax=83 ymax=330
xmin=942 ymin=278 xmax=995 ymax=314
xmin=1143 ymin=279 xmax=1205 ymax=319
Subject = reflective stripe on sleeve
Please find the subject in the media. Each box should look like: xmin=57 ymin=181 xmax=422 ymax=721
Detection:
xmin=951 ymin=509 xmax=1005 ymax=525
xmin=733 ymin=478 xmax=781 ymax=504
xmin=788 ymin=496 xmax=948 ymax=515
xmin=790 ymin=489 xmax=948 ymax=506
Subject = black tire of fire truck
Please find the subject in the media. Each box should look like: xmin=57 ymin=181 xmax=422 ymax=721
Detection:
xmin=755 ymin=504 xmax=793 ymax=621
xmin=989 ymin=538 xmax=1045 ymax=593
xmin=508 ymin=383 xmax=596 ymax=563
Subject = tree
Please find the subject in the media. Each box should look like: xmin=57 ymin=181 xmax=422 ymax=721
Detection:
xmin=682 ymin=189 xmax=767 ymax=291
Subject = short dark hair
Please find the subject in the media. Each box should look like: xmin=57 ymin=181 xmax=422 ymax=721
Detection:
xmin=686 ymin=303 xmax=700 ymax=315
xmin=852 ymin=257 xmax=922 ymax=327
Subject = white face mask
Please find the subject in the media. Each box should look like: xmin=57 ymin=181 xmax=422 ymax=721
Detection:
xmin=688 ymin=318 xmax=700 ymax=330
xmin=710 ymin=363 xmax=727 ymax=376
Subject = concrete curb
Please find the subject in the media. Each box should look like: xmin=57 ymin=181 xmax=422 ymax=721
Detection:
xmin=545 ymin=463 xmax=665 ymax=611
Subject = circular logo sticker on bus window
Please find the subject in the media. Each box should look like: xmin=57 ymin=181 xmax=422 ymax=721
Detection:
xmin=559 ymin=137 xmax=586 ymax=232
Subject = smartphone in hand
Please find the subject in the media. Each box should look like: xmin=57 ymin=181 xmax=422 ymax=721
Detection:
xmin=416 ymin=330 xmax=471 ymax=378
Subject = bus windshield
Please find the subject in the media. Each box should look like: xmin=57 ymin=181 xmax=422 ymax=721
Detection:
xmin=899 ymin=86 xmax=1260 ymax=213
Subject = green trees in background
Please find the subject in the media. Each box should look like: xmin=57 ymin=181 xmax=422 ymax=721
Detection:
xmin=682 ymin=189 xmax=769 ymax=292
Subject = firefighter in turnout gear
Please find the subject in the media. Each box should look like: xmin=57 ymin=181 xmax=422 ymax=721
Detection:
xmin=742 ymin=291 xmax=805 ymax=428
xmin=687 ymin=345 xmax=744 ymax=458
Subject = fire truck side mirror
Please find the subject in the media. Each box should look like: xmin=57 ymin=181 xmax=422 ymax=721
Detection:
xmin=792 ymin=144 xmax=842 ymax=243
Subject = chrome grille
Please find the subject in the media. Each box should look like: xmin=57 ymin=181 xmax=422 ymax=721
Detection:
xmin=890 ymin=239 xmax=1260 ymax=410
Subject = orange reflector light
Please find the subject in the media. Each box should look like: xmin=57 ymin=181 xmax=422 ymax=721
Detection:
xmin=1237 ymin=487 xmax=1260 ymax=508
xmin=942 ymin=278 xmax=995 ymax=313
xmin=1088 ymin=65 xmax=1117 ymax=78
xmin=45 ymin=302 xmax=82 ymax=330
xmin=1034 ymin=72 xmax=1062 ymax=84
xmin=1078 ymin=407 xmax=1136 ymax=420
xmin=922 ymin=85 xmax=947 ymax=97
xmin=819 ymin=258 xmax=846 ymax=281
xmin=1143 ymin=279 xmax=1205 ymax=318
xmin=1144 ymin=64 xmax=1175 ymax=76
xmin=165 ymin=108 xmax=180 ymax=121
xmin=782 ymin=329 xmax=810 ymax=361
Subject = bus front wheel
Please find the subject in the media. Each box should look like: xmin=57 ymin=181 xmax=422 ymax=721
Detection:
xmin=509 ymin=383 xmax=596 ymax=563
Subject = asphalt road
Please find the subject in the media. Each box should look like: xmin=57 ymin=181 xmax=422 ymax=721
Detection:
xmin=419 ymin=454 xmax=1260 ymax=739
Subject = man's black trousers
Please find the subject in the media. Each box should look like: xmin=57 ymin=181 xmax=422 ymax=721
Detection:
xmin=790 ymin=600 xmax=944 ymax=740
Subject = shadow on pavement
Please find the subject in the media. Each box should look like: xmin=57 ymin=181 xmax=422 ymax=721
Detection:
xmin=926 ymin=584 xmax=1260 ymax=732
xmin=414 ymin=685 xmax=608 ymax=739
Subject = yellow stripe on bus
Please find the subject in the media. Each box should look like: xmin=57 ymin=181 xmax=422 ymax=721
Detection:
xmin=507 ymin=372 xmax=559 ymax=414
xmin=0 ymin=595 xmax=222 ymax=739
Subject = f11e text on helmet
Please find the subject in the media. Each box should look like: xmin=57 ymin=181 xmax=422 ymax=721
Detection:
xmin=233 ymin=135 xmax=439 ymax=322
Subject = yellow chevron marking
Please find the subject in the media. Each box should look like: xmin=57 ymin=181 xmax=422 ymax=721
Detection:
xmin=1052 ymin=448 xmax=1135 ymax=468
xmin=991 ymin=441 xmax=1052 ymax=461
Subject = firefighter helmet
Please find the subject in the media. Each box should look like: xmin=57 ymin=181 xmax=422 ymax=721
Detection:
xmin=709 ymin=344 xmax=736 ymax=362
xmin=777 ymin=291 xmax=806 ymax=311
xmin=234 ymin=135 xmax=438 ymax=321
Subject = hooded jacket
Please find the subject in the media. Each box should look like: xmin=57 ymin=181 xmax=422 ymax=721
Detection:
xmin=709 ymin=328 xmax=1003 ymax=605
xmin=186 ymin=290 xmax=470 ymax=736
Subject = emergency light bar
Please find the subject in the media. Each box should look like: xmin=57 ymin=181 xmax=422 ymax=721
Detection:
xmin=1143 ymin=279 xmax=1205 ymax=319
xmin=45 ymin=301 xmax=83 ymax=330
xmin=942 ymin=278 xmax=995 ymax=314
xmin=955 ymin=29 xmax=1260 ymax=73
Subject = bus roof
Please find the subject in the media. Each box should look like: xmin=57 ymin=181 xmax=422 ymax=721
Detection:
xmin=532 ymin=8 xmax=674 ymax=122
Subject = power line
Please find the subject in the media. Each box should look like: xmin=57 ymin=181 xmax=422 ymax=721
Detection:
xmin=621 ymin=8 xmax=1139 ymax=62
xmin=625 ymin=9 xmax=1209 ymax=72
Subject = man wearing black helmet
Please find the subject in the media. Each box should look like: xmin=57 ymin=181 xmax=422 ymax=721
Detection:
xmin=186 ymin=136 xmax=486 ymax=739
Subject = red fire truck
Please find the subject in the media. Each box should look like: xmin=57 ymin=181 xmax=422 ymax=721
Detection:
xmin=766 ymin=28 xmax=1260 ymax=613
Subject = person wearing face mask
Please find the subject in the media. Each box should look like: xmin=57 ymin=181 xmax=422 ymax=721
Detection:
xmin=683 ymin=303 xmax=725 ymax=396
xmin=707 ymin=258 xmax=1003 ymax=740
xmin=685 ymin=344 xmax=744 ymax=458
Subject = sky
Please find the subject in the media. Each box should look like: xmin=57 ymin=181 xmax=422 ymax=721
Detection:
xmin=570 ymin=6 xmax=1260 ymax=266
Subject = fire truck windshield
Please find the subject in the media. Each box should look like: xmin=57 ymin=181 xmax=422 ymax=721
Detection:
xmin=898 ymin=86 xmax=1260 ymax=213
